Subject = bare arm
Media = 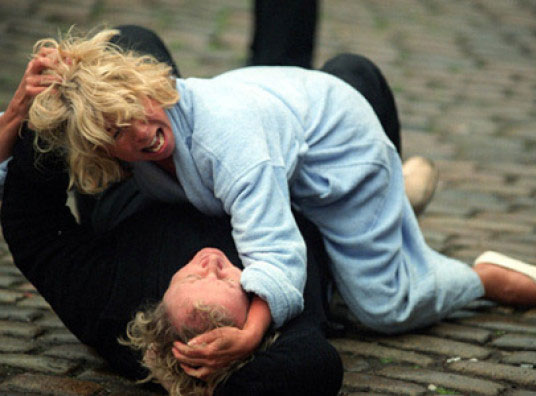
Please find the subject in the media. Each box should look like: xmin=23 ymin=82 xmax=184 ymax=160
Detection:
xmin=0 ymin=48 xmax=59 ymax=162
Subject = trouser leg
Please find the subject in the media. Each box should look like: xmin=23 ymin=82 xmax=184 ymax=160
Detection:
xmin=320 ymin=53 xmax=401 ymax=153
xmin=249 ymin=0 xmax=318 ymax=68
xmin=111 ymin=25 xmax=180 ymax=77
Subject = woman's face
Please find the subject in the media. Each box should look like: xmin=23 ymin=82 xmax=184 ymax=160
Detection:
xmin=163 ymin=248 xmax=250 ymax=332
xmin=108 ymin=98 xmax=175 ymax=162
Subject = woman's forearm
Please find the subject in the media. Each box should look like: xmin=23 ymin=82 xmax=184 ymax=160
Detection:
xmin=0 ymin=108 xmax=25 ymax=163
xmin=242 ymin=296 xmax=272 ymax=349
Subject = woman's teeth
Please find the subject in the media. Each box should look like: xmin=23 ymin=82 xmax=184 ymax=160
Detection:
xmin=143 ymin=129 xmax=165 ymax=153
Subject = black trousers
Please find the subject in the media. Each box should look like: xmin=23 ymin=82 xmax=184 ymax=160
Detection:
xmin=249 ymin=0 xmax=318 ymax=69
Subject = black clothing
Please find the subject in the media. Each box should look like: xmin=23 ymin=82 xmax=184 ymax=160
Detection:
xmin=1 ymin=130 xmax=343 ymax=395
xmin=321 ymin=53 xmax=402 ymax=153
xmin=249 ymin=0 xmax=318 ymax=69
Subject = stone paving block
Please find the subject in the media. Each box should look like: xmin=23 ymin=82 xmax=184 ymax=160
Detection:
xmin=491 ymin=333 xmax=536 ymax=351
xmin=43 ymin=344 xmax=106 ymax=365
xmin=377 ymin=334 xmax=491 ymax=359
xmin=343 ymin=372 xmax=426 ymax=395
xmin=0 ymin=353 xmax=77 ymax=375
xmin=0 ymin=289 xmax=24 ymax=304
xmin=0 ymin=335 xmax=35 ymax=353
xmin=0 ymin=258 xmax=17 ymax=272
xmin=501 ymin=351 xmax=536 ymax=365
xmin=0 ymin=305 xmax=42 ymax=322
xmin=0 ymin=373 xmax=103 ymax=396
xmin=344 ymin=393 xmax=390 ymax=396
xmin=13 ymin=281 xmax=38 ymax=293
xmin=330 ymin=338 xmax=435 ymax=367
xmin=108 ymin=387 xmax=165 ymax=396
xmin=423 ymin=190 xmax=511 ymax=214
xmin=377 ymin=366 xmax=505 ymax=396
xmin=448 ymin=359 xmax=536 ymax=388
xmin=458 ymin=314 xmax=536 ymax=335
xmin=0 ymin=319 xmax=43 ymax=338
xmin=35 ymin=311 xmax=68 ymax=329
xmin=76 ymin=367 xmax=132 ymax=385
xmin=508 ymin=391 xmax=536 ymax=396
xmin=422 ymin=322 xmax=492 ymax=344
xmin=524 ymin=309 xmax=536 ymax=321
xmin=340 ymin=355 xmax=370 ymax=372
xmin=17 ymin=294 xmax=52 ymax=310
xmin=38 ymin=329 xmax=81 ymax=345
xmin=0 ymin=274 xmax=24 ymax=288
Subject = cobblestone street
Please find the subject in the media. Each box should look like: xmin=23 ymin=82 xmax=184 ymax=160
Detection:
xmin=0 ymin=0 xmax=535 ymax=394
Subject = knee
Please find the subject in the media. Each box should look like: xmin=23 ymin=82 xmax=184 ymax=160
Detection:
xmin=322 ymin=53 xmax=382 ymax=81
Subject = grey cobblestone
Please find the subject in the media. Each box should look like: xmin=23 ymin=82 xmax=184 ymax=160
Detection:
xmin=422 ymin=322 xmax=492 ymax=344
xmin=330 ymin=338 xmax=435 ymax=367
xmin=448 ymin=359 xmax=536 ymax=388
xmin=0 ymin=336 xmax=35 ymax=353
xmin=0 ymin=320 xmax=43 ymax=338
xmin=491 ymin=333 xmax=536 ymax=351
xmin=0 ymin=373 xmax=103 ymax=396
xmin=0 ymin=306 xmax=42 ymax=322
xmin=0 ymin=353 xmax=77 ymax=375
xmin=501 ymin=351 xmax=536 ymax=366
xmin=377 ymin=366 xmax=505 ymax=396
xmin=1 ymin=0 xmax=535 ymax=394
xmin=343 ymin=372 xmax=427 ymax=395
xmin=376 ymin=334 xmax=492 ymax=360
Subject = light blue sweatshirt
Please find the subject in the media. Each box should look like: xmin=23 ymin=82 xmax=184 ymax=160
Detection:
xmin=131 ymin=67 xmax=484 ymax=331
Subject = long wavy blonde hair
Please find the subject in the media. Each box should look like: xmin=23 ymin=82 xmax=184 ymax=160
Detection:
xmin=123 ymin=301 xmax=276 ymax=396
xmin=29 ymin=27 xmax=179 ymax=194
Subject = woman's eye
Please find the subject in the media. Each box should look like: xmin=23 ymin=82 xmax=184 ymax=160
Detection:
xmin=113 ymin=128 xmax=123 ymax=139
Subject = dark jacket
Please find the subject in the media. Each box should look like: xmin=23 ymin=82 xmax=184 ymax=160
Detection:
xmin=1 ymin=130 xmax=342 ymax=395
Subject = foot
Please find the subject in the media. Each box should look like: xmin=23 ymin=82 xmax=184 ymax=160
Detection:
xmin=474 ymin=262 xmax=536 ymax=306
xmin=402 ymin=156 xmax=439 ymax=216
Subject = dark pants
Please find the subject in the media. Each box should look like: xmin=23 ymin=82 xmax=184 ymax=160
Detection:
xmin=249 ymin=0 xmax=318 ymax=69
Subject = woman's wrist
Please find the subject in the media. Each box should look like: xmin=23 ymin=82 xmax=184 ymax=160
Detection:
xmin=241 ymin=296 xmax=272 ymax=350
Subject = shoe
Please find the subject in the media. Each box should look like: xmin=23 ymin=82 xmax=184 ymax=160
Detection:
xmin=402 ymin=156 xmax=439 ymax=216
xmin=475 ymin=251 xmax=536 ymax=282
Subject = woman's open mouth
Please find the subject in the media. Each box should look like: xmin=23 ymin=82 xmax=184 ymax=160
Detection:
xmin=142 ymin=128 xmax=165 ymax=153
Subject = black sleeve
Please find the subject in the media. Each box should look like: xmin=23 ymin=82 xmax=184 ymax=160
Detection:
xmin=214 ymin=317 xmax=343 ymax=396
xmin=0 ymin=129 xmax=117 ymax=343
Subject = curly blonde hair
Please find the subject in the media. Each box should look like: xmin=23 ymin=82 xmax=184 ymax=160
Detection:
xmin=28 ymin=27 xmax=179 ymax=194
xmin=123 ymin=301 xmax=276 ymax=396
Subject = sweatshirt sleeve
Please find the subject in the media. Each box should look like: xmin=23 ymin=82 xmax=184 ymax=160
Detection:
xmin=217 ymin=161 xmax=306 ymax=328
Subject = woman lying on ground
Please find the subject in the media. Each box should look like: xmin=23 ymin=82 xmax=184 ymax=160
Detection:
xmin=0 ymin=127 xmax=343 ymax=395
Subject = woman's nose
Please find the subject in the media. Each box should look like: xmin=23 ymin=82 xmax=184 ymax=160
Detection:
xmin=131 ymin=120 xmax=151 ymax=143
xmin=203 ymin=255 xmax=223 ymax=274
